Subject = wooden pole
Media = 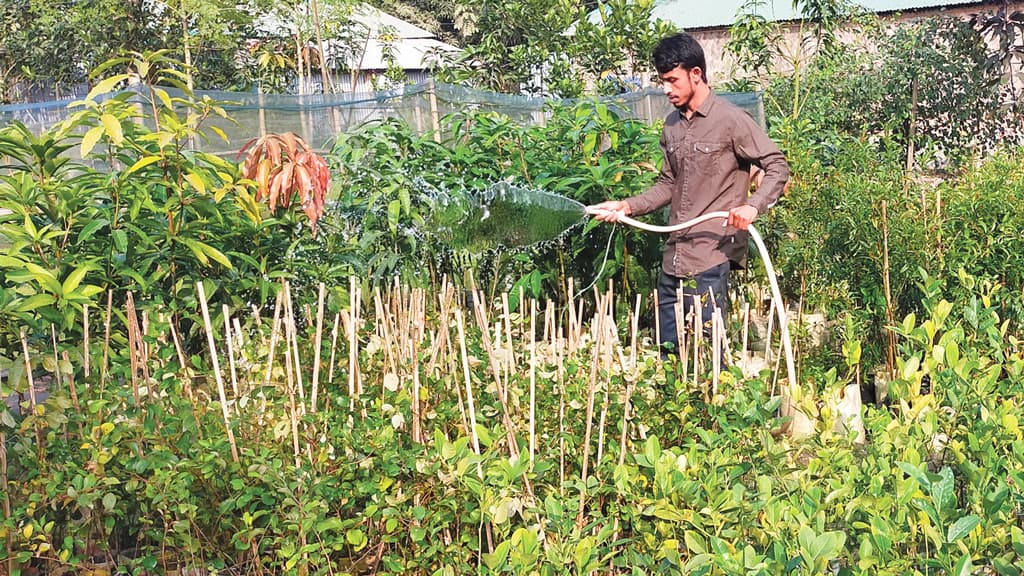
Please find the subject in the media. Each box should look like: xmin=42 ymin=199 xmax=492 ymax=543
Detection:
xmin=82 ymin=303 xmax=90 ymax=382
xmin=427 ymin=78 xmax=442 ymax=143
xmin=196 ymin=282 xmax=240 ymax=464
xmin=222 ymin=304 xmax=240 ymax=401
xmin=20 ymin=328 xmax=44 ymax=463
xmin=1 ymin=428 xmax=12 ymax=576
xmin=101 ymin=289 xmax=113 ymax=385
xmin=529 ymin=298 xmax=537 ymax=467
xmin=263 ymin=291 xmax=284 ymax=388
xmin=311 ymin=283 xmax=326 ymax=413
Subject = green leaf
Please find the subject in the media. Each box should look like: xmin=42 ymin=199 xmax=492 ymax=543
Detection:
xmin=81 ymin=126 xmax=105 ymax=158
xmin=946 ymin=515 xmax=980 ymax=543
xmin=78 ymin=218 xmax=110 ymax=244
xmin=62 ymin=265 xmax=91 ymax=296
xmin=178 ymin=237 xmax=210 ymax=266
xmin=952 ymin=553 xmax=973 ymax=576
xmin=85 ymin=74 xmax=129 ymax=101
xmin=153 ymin=87 xmax=174 ymax=110
xmin=184 ymin=172 xmax=207 ymax=194
xmin=345 ymin=528 xmax=367 ymax=551
xmin=17 ymin=293 xmax=54 ymax=312
xmin=111 ymin=228 xmax=128 ymax=254
xmin=25 ymin=263 xmax=61 ymax=294
xmin=101 ymin=114 xmax=123 ymax=146
xmin=125 ymin=155 xmax=162 ymax=175
xmin=644 ymin=435 xmax=661 ymax=465
xmin=199 ymin=242 xmax=232 ymax=269
xmin=897 ymin=461 xmax=930 ymax=489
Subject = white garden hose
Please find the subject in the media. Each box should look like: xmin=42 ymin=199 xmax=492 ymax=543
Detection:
xmin=586 ymin=207 xmax=796 ymax=387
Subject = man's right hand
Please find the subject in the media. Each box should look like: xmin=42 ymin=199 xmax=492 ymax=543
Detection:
xmin=586 ymin=200 xmax=632 ymax=222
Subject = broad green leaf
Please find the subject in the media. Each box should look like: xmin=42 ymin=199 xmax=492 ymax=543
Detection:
xmin=84 ymin=74 xmax=129 ymax=101
xmin=78 ymin=218 xmax=109 ymax=244
xmin=101 ymin=114 xmax=123 ymax=145
xmin=199 ymin=242 xmax=232 ymax=269
xmin=345 ymin=528 xmax=367 ymax=551
xmin=125 ymin=156 xmax=162 ymax=175
xmin=184 ymin=173 xmax=207 ymax=194
xmin=153 ymin=87 xmax=173 ymax=110
xmin=113 ymin=229 xmax=128 ymax=253
xmin=644 ymin=435 xmax=661 ymax=465
xmin=897 ymin=461 xmax=930 ymax=489
xmin=684 ymin=531 xmax=707 ymax=554
xmin=209 ymin=125 xmax=229 ymax=142
xmin=62 ymin=265 xmax=91 ymax=296
xmin=179 ymin=238 xmax=210 ymax=266
xmin=17 ymin=293 xmax=54 ymax=312
xmin=80 ymin=126 xmax=105 ymax=157
xmin=25 ymin=263 xmax=61 ymax=294
xmin=946 ymin=515 xmax=980 ymax=543
xmin=952 ymin=553 xmax=973 ymax=576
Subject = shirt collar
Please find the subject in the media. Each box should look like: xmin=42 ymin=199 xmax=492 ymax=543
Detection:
xmin=679 ymin=90 xmax=717 ymax=119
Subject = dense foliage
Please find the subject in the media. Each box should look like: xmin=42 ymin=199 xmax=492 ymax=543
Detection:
xmin=4 ymin=4 xmax=1024 ymax=575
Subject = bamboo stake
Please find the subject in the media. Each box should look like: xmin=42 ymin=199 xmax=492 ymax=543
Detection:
xmin=311 ymin=283 xmax=326 ymax=413
xmin=222 ymin=304 xmax=240 ymax=401
xmin=471 ymin=293 xmax=523 ymax=461
xmin=712 ymin=308 xmax=722 ymax=397
xmin=653 ymin=288 xmax=661 ymax=364
xmin=196 ymin=282 xmax=240 ymax=464
xmin=567 ymin=278 xmax=577 ymax=350
xmin=49 ymin=325 xmax=62 ymax=393
xmin=691 ymin=295 xmax=700 ymax=384
xmin=349 ymin=277 xmax=363 ymax=412
xmin=529 ymin=298 xmax=537 ymax=467
xmin=126 ymin=293 xmax=142 ymax=405
xmin=765 ymin=298 xmax=776 ymax=366
xmin=20 ymin=328 xmax=45 ymax=463
xmin=595 ymin=387 xmax=610 ymax=477
xmin=264 ymin=291 xmax=285 ymax=387
xmin=741 ymin=301 xmax=750 ymax=365
xmin=557 ymin=322 xmax=566 ymax=497
xmin=286 ymin=345 xmax=302 ymax=469
xmin=374 ymin=287 xmax=397 ymax=375
xmin=168 ymin=321 xmax=191 ymax=399
xmin=327 ymin=312 xmax=341 ymax=387
xmin=577 ymin=291 xmax=606 ymax=529
xmin=630 ymin=294 xmax=641 ymax=365
xmin=1 ymin=429 xmax=12 ymax=576
xmin=63 ymin=351 xmax=83 ymax=437
xmin=674 ymin=286 xmax=685 ymax=364
xmin=455 ymin=309 xmax=483 ymax=473
xmin=284 ymin=283 xmax=307 ymax=417
xmin=101 ymin=289 xmax=113 ymax=385
xmin=83 ymin=303 xmax=90 ymax=382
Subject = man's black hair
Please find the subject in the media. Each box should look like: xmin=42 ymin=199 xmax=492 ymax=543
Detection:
xmin=653 ymin=33 xmax=707 ymax=82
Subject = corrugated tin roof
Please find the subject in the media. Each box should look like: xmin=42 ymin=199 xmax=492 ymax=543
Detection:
xmin=649 ymin=0 xmax=984 ymax=29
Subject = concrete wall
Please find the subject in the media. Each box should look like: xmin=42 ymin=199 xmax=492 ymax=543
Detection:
xmin=690 ymin=3 xmax=1024 ymax=88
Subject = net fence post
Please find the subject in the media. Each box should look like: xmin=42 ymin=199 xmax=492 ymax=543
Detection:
xmin=427 ymin=78 xmax=441 ymax=143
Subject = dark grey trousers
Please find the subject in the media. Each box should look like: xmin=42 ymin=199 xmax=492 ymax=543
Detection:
xmin=656 ymin=261 xmax=730 ymax=357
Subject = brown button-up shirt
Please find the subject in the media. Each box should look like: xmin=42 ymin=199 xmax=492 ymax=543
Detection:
xmin=626 ymin=92 xmax=789 ymax=277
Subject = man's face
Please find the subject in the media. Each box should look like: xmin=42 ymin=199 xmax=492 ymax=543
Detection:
xmin=659 ymin=65 xmax=701 ymax=110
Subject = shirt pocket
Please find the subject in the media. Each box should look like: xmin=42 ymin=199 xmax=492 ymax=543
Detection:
xmin=692 ymin=140 xmax=732 ymax=180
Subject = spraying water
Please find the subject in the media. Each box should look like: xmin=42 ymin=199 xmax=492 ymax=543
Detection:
xmin=428 ymin=182 xmax=586 ymax=252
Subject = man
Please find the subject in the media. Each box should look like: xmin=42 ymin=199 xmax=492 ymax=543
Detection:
xmin=589 ymin=32 xmax=789 ymax=358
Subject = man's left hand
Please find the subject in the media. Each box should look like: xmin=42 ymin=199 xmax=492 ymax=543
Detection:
xmin=727 ymin=204 xmax=758 ymax=230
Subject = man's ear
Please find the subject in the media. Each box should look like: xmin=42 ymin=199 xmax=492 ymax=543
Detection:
xmin=690 ymin=67 xmax=705 ymax=84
